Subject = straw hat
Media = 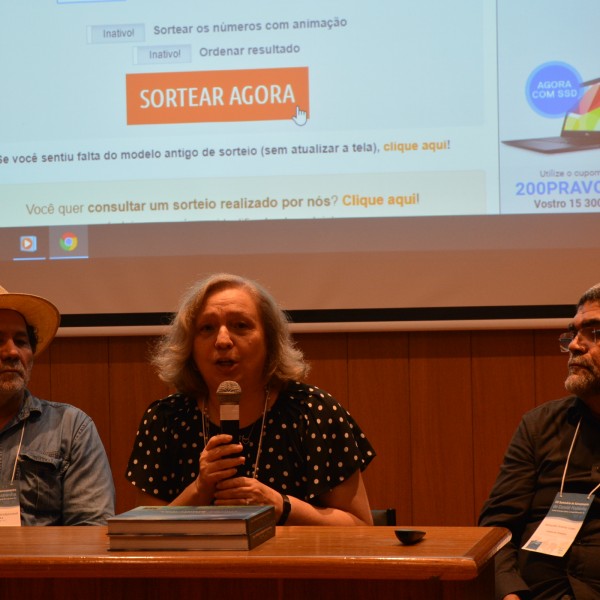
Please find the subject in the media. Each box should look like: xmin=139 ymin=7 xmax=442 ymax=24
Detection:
xmin=0 ymin=284 xmax=60 ymax=355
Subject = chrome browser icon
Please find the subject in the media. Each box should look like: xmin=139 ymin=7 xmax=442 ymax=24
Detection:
xmin=59 ymin=232 xmax=79 ymax=251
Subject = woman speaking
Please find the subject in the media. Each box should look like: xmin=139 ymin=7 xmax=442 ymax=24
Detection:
xmin=126 ymin=273 xmax=375 ymax=525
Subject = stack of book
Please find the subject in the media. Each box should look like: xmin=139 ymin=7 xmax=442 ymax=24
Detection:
xmin=107 ymin=505 xmax=276 ymax=551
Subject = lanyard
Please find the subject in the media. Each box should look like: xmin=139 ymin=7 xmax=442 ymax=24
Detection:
xmin=560 ymin=417 xmax=600 ymax=500
xmin=10 ymin=422 xmax=26 ymax=484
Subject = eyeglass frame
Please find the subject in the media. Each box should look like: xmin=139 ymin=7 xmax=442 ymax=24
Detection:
xmin=558 ymin=325 xmax=600 ymax=353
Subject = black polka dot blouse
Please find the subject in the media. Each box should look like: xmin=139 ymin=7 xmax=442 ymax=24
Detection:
xmin=125 ymin=381 xmax=376 ymax=503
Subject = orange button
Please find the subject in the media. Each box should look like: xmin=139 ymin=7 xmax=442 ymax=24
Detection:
xmin=126 ymin=67 xmax=309 ymax=125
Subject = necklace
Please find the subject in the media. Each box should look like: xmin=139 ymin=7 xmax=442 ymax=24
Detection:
xmin=240 ymin=421 xmax=259 ymax=445
xmin=201 ymin=387 xmax=270 ymax=480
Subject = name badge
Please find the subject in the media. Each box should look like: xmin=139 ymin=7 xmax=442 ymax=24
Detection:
xmin=0 ymin=483 xmax=21 ymax=526
xmin=522 ymin=492 xmax=592 ymax=557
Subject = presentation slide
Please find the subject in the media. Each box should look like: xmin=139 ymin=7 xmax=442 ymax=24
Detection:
xmin=0 ymin=0 xmax=598 ymax=326
xmin=2 ymin=0 xmax=495 ymax=230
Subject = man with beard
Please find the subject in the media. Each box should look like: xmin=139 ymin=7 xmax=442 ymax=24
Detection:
xmin=0 ymin=284 xmax=114 ymax=525
xmin=479 ymin=284 xmax=600 ymax=600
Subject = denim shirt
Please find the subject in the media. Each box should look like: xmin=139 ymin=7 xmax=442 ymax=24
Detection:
xmin=0 ymin=391 xmax=115 ymax=526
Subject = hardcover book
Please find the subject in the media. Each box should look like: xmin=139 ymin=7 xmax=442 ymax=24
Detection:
xmin=107 ymin=505 xmax=275 ymax=536
xmin=108 ymin=523 xmax=276 ymax=551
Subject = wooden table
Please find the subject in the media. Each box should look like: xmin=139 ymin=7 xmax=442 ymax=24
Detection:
xmin=0 ymin=525 xmax=508 ymax=600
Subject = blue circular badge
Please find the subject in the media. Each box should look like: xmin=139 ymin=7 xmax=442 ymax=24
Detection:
xmin=526 ymin=62 xmax=582 ymax=118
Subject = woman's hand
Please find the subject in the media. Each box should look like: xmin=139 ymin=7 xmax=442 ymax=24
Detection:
xmin=214 ymin=469 xmax=373 ymax=525
xmin=169 ymin=434 xmax=245 ymax=507
xmin=213 ymin=476 xmax=280 ymax=508
xmin=196 ymin=434 xmax=245 ymax=496
xmin=213 ymin=477 xmax=289 ymax=523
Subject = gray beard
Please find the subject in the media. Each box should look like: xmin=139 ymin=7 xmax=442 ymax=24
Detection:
xmin=565 ymin=369 xmax=600 ymax=399
xmin=0 ymin=375 xmax=27 ymax=398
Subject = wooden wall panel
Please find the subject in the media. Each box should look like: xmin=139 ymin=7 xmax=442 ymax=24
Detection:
xmin=408 ymin=332 xmax=474 ymax=525
xmin=107 ymin=336 xmax=171 ymax=514
xmin=294 ymin=333 xmax=348 ymax=404
xmin=347 ymin=332 xmax=411 ymax=524
xmin=534 ymin=330 xmax=570 ymax=406
xmin=471 ymin=331 xmax=536 ymax=523
xmin=23 ymin=328 xmax=569 ymax=525
xmin=48 ymin=338 xmax=111 ymax=452
xmin=28 ymin=346 xmax=52 ymax=400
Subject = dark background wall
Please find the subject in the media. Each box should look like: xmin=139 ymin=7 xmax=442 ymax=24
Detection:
xmin=28 ymin=328 xmax=567 ymax=522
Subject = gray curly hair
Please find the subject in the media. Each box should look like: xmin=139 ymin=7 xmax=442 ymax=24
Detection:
xmin=151 ymin=273 xmax=309 ymax=398
xmin=577 ymin=283 xmax=600 ymax=309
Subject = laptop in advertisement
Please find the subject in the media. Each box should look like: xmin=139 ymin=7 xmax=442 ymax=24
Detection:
xmin=502 ymin=78 xmax=600 ymax=153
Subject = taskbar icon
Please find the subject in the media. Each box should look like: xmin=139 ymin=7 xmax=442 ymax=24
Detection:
xmin=49 ymin=225 xmax=89 ymax=260
xmin=9 ymin=231 xmax=47 ymax=262
xmin=3 ymin=227 xmax=90 ymax=262
xmin=20 ymin=235 xmax=38 ymax=253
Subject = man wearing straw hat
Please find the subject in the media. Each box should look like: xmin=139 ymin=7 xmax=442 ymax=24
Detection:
xmin=0 ymin=284 xmax=114 ymax=525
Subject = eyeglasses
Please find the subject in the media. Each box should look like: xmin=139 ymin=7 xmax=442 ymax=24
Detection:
xmin=558 ymin=326 xmax=600 ymax=352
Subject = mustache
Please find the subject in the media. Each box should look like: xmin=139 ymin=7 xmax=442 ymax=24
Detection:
xmin=568 ymin=358 xmax=598 ymax=373
xmin=0 ymin=361 xmax=26 ymax=376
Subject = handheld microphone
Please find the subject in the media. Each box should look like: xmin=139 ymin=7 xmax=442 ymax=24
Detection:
xmin=217 ymin=380 xmax=241 ymax=443
xmin=217 ymin=380 xmax=242 ymax=476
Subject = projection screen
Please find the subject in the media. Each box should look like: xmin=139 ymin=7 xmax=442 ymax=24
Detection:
xmin=1 ymin=0 xmax=599 ymax=333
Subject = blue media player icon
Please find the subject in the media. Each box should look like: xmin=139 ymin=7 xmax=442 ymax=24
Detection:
xmin=20 ymin=236 xmax=37 ymax=252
